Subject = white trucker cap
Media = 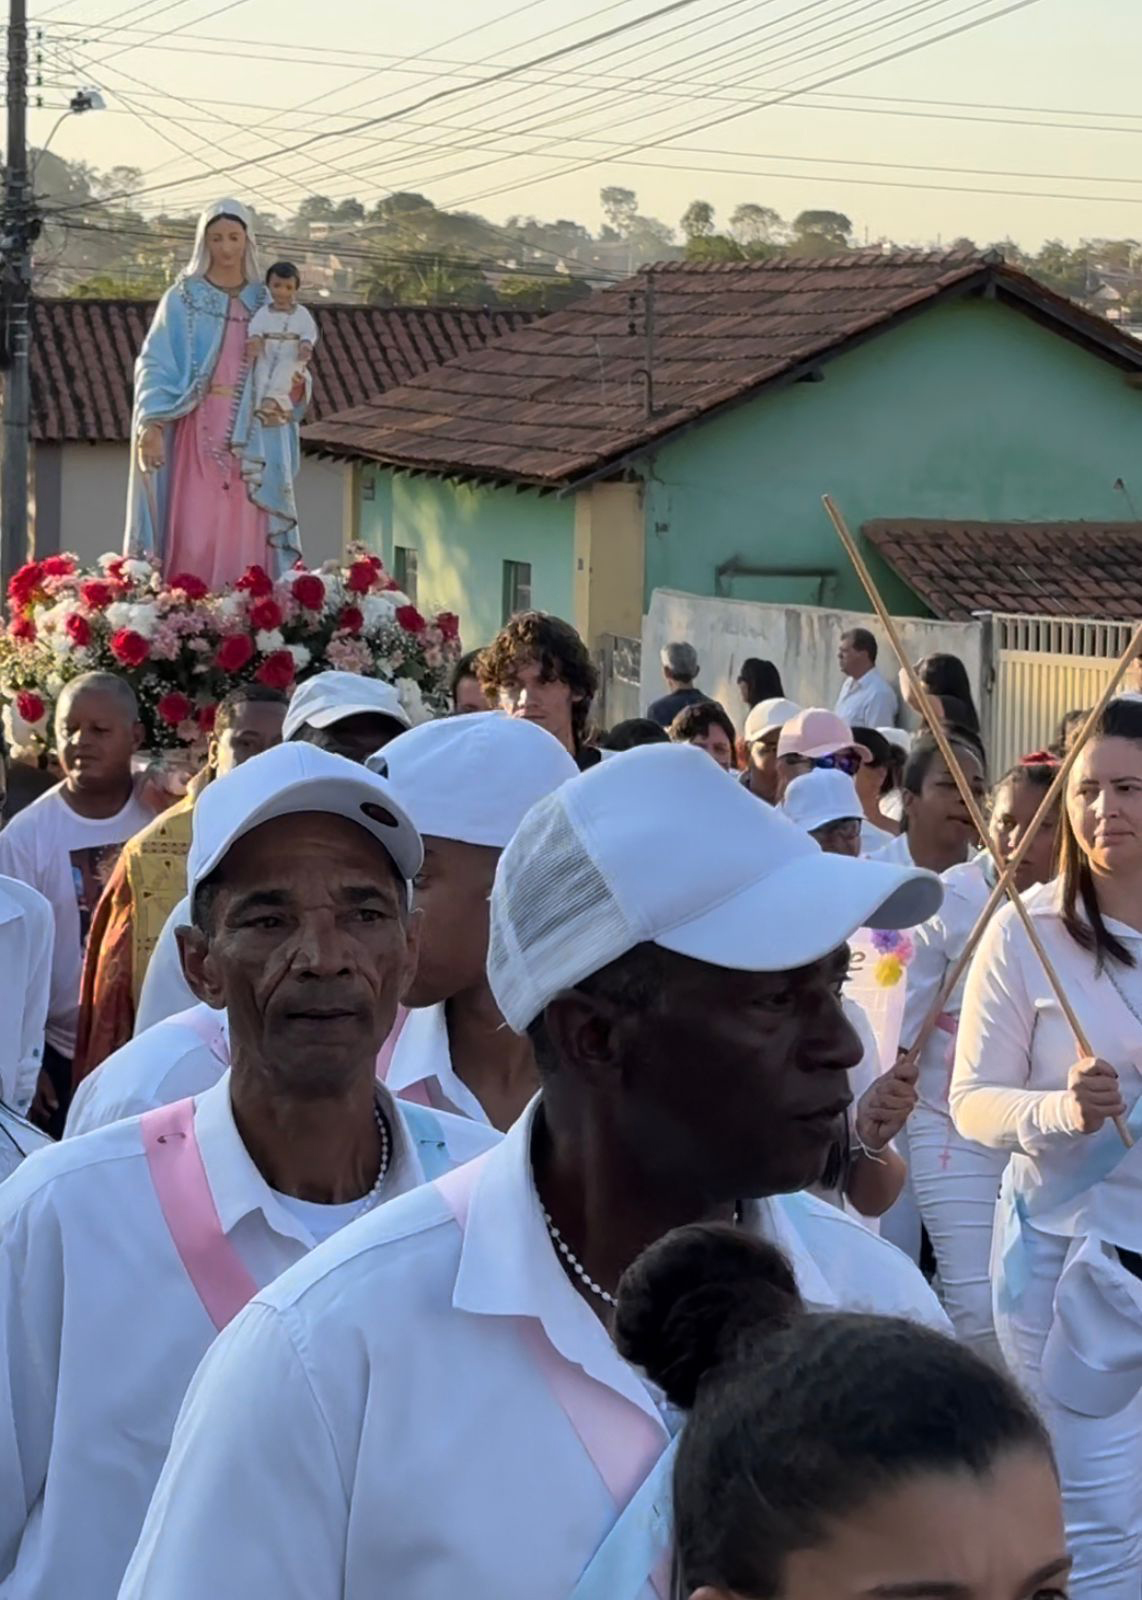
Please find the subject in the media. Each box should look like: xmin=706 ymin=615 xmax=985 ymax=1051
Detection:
xmin=488 ymin=742 xmax=943 ymax=1031
xmin=282 ymin=671 xmax=411 ymax=741
xmin=782 ymin=769 xmax=864 ymax=834
xmin=373 ymin=712 xmax=578 ymax=849
xmin=744 ymin=697 xmax=801 ymax=745
xmin=187 ymin=742 xmax=423 ymax=903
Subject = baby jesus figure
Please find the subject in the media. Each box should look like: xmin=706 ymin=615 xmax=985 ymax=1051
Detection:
xmin=245 ymin=260 xmax=319 ymax=425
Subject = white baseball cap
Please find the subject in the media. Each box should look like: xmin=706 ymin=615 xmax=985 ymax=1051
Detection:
xmin=282 ymin=671 xmax=411 ymax=741
xmin=488 ymin=742 xmax=943 ymax=1031
xmin=744 ymin=697 xmax=801 ymax=745
xmin=782 ymin=769 xmax=864 ymax=834
xmin=1042 ymin=1235 xmax=1142 ymax=1418
xmin=371 ymin=711 xmax=578 ymax=849
xmin=187 ymin=742 xmax=423 ymax=904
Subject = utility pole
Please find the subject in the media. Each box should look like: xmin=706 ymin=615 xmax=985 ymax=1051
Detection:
xmin=2 ymin=0 xmax=31 ymax=587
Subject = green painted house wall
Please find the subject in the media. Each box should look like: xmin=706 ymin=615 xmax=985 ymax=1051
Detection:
xmin=643 ymin=298 xmax=1142 ymax=615
xmin=356 ymin=470 xmax=575 ymax=650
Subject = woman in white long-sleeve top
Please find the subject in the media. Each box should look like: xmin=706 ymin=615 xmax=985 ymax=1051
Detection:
xmin=903 ymin=756 xmax=1060 ymax=1360
xmin=951 ymin=697 xmax=1142 ymax=1600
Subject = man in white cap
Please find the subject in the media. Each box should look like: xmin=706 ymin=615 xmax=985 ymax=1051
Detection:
xmin=121 ymin=744 xmax=948 ymax=1600
xmin=782 ymin=767 xmax=866 ymax=858
xmin=377 ymin=714 xmax=578 ymax=1130
xmin=775 ymin=707 xmax=871 ymax=804
xmin=132 ymin=671 xmax=412 ymax=1033
xmin=283 ymin=669 xmax=411 ymax=763
xmin=0 ymin=744 xmax=498 ymax=1600
xmin=741 ymin=696 xmax=800 ymax=803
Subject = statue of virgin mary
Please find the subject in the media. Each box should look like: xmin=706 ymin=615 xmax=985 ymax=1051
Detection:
xmin=123 ymin=198 xmax=308 ymax=588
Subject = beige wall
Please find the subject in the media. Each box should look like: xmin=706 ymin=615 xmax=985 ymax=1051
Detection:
xmin=572 ymin=481 xmax=644 ymax=650
xmin=42 ymin=442 xmax=350 ymax=570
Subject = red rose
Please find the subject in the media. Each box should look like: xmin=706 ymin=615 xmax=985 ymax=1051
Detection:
xmin=157 ymin=691 xmax=193 ymax=727
xmin=395 ymin=604 xmax=427 ymax=635
xmin=292 ymin=574 xmax=325 ymax=611
xmin=110 ymin=628 xmax=150 ymax=668
xmin=346 ymin=560 xmax=378 ymax=594
xmin=14 ymin=690 xmax=45 ymax=725
xmin=196 ymin=703 xmax=217 ymax=733
xmin=215 ymin=633 xmax=255 ymax=674
xmin=40 ymin=554 xmax=76 ymax=577
xmin=7 ymin=561 xmax=43 ymax=607
xmin=255 ymin=650 xmax=295 ymax=690
xmin=9 ymin=616 xmax=35 ymax=642
xmin=168 ymin=572 xmax=208 ymax=601
xmin=65 ymin=612 xmax=91 ymax=648
xmin=80 ymin=579 xmax=114 ymax=610
xmin=338 ymin=605 xmax=363 ymax=635
xmin=236 ymin=565 xmax=274 ymax=598
xmin=436 ymin=611 xmax=460 ymax=643
xmin=250 ymin=596 xmax=284 ymax=632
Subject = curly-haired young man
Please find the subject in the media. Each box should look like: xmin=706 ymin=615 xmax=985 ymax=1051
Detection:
xmin=477 ymin=612 xmax=601 ymax=770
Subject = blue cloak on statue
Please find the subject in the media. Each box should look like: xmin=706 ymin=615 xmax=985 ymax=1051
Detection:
xmin=122 ymin=198 xmax=307 ymax=577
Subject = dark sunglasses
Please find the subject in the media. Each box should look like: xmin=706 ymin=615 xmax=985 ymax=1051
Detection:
xmin=781 ymin=750 xmax=863 ymax=777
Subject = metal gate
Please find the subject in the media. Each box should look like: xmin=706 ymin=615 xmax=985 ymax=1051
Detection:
xmin=991 ymin=613 xmax=1137 ymax=774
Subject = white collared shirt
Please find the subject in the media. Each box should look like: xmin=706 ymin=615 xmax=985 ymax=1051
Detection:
xmin=66 ymin=1003 xmax=229 ymax=1137
xmin=0 ymin=1072 xmax=500 ymax=1599
xmin=951 ymin=883 xmax=1142 ymax=1248
xmin=385 ymin=1002 xmax=491 ymax=1125
xmin=0 ymin=875 xmax=53 ymax=1114
xmin=835 ymin=667 xmax=897 ymax=730
xmin=121 ymin=1100 xmax=948 ymax=1600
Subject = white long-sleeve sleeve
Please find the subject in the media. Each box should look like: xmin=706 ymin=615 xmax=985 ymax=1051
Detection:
xmin=949 ymin=911 xmax=1081 ymax=1154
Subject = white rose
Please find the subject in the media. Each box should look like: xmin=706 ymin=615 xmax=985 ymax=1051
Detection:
xmin=217 ymin=593 xmax=247 ymax=622
xmin=49 ymin=631 xmax=74 ymax=657
xmin=360 ymin=595 xmax=396 ymax=633
xmin=126 ymin=602 xmax=159 ymax=639
xmin=45 ymin=672 xmax=64 ymax=695
xmin=288 ymin=644 xmax=311 ymax=670
xmin=123 ymin=558 xmax=155 ymax=582
xmin=256 ymin=628 xmax=285 ymax=653
xmin=106 ymin=602 xmax=133 ymax=630
xmin=97 ymin=551 xmax=121 ymax=571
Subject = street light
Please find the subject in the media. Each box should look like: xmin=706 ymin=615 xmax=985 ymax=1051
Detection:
xmin=33 ymin=86 xmax=106 ymax=177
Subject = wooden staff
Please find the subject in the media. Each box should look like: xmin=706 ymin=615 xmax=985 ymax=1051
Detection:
xmin=823 ymin=494 xmax=1139 ymax=1149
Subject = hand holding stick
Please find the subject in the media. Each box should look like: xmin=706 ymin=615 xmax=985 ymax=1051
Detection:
xmin=822 ymin=493 xmax=1138 ymax=1149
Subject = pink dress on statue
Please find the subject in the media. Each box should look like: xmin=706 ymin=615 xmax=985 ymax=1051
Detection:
xmin=165 ymin=297 xmax=271 ymax=589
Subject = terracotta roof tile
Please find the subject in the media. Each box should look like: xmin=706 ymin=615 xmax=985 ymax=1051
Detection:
xmin=865 ymin=520 xmax=1142 ymax=620
xmin=303 ymin=250 xmax=1142 ymax=487
xmin=28 ymin=298 xmax=534 ymax=444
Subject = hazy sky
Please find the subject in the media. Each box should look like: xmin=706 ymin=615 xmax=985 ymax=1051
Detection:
xmin=29 ymin=0 xmax=1142 ymax=251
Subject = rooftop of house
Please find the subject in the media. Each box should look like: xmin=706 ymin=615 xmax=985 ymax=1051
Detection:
xmin=865 ymin=518 xmax=1142 ymax=620
xmin=28 ymin=298 xmax=535 ymax=445
xmin=301 ymin=249 xmax=1142 ymax=489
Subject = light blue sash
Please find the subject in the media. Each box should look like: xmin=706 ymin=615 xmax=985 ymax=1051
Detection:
xmin=401 ymin=1103 xmax=453 ymax=1182
xmin=567 ymin=1435 xmax=678 ymax=1600
xmin=995 ymin=1093 xmax=1142 ymax=1312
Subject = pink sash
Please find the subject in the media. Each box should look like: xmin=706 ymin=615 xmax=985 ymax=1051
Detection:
xmin=434 ymin=1161 xmax=671 ymax=1598
xmin=142 ymin=1098 xmax=257 ymax=1332
xmin=178 ymin=1006 xmax=230 ymax=1066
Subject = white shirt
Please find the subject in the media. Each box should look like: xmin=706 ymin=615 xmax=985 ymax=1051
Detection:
xmin=120 ymin=1100 xmax=948 ymax=1600
xmin=860 ymin=819 xmax=893 ymax=855
xmin=0 ymin=1106 xmax=50 ymax=1185
xmin=0 ymin=876 xmax=53 ymax=1114
xmin=385 ymin=1002 xmax=491 ymax=1125
xmin=65 ymin=1004 xmax=229 ymax=1137
xmin=835 ymin=667 xmax=897 ymax=730
xmin=0 ymin=782 xmax=153 ymax=1056
xmin=868 ymin=830 xmax=915 ymax=866
xmin=0 ymin=1071 xmax=500 ymax=1600
xmin=901 ymin=856 xmax=990 ymax=1114
xmin=134 ymin=895 xmax=195 ymax=1034
xmin=950 ymin=883 xmax=1142 ymax=1250
xmin=248 ymin=303 xmax=318 ymax=409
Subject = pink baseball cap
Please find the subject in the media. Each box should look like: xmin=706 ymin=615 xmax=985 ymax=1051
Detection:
xmin=777 ymin=708 xmax=872 ymax=764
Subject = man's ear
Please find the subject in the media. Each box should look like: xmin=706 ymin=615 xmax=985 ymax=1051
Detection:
xmin=542 ymin=988 xmax=626 ymax=1088
xmin=131 ymin=720 xmax=145 ymax=755
xmin=177 ymin=924 xmax=225 ymax=1008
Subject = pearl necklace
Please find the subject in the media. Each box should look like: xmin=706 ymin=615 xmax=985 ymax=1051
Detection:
xmin=542 ymin=1207 xmax=616 ymax=1306
xmin=354 ymin=1101 xmax=392 ymax=1219
xmin=542 ymin=1200 xmax=748 ymax=1308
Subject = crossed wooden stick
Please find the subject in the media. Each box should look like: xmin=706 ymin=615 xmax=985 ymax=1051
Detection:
xmin=824 ymin=495 xmax=1141 ymax=1150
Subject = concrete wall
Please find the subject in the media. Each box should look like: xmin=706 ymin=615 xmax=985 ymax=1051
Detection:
xmin=36 ymin=441 xmax=349 ymax=570
xmin=358 ymin=467 xmax=576 ymax=652
xmin=644 ymin=298 xmax=1142 ymax=616
xmin=643 ymin=587 xmax=985 ymax=733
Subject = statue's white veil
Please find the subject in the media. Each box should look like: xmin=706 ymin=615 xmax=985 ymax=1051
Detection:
xmin=185 ymin=197 xmax=260 ymax=282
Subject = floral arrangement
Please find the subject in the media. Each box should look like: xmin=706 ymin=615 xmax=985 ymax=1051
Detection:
xmin=868 ymin=928 xmax=915 ymax=988
xmin=0 ymin=547 xmax=461 ymax=758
